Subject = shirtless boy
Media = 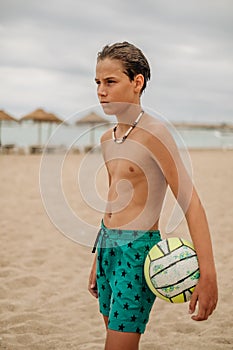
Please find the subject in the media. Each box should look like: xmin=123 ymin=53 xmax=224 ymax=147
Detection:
xmin=88 ymin=42 xmax=218 ymax=350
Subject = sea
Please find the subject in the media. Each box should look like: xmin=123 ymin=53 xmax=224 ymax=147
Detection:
xmin=1 ymin=120 xmax=233 ymax=151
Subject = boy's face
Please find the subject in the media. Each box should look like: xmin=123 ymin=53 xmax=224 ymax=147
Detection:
xmin=95 ymin=58 xmax=141 ymax=114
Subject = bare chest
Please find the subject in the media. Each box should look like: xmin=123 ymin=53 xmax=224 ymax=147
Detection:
xmin=102 ymin=138 xmax=161 ymax=184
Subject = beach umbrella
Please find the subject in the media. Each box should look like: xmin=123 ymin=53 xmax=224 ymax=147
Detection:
xmin=75 ymin=112 xmax=109 ymax=147
xmin=0 ymin=110 xmax=18 ymax=147
xmin=20 ymin=108 xmax=64 ymax=145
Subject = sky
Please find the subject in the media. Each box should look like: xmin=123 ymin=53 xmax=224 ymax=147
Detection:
xmin=0 ymin=0 xmax=233 ymax=124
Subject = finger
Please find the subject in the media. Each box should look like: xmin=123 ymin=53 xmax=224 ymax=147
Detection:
xmin=189 ymin=292 xmax=198 ymax=314
xmin=193 ymin=303 xmax=218 ymax=321
xmin=88 ymin=287 xmax=97 ymax=297
xmin=88 ymin=274 xmax=96 ymax=288
xmin=191 ymin=312 xmax=207 ymax=321
xmin=205 ymin=299 xmax=217 ymax=318
xmin=90 ymin=282 xmax=96 ymax=289
xmin=191 ymin=302 xmax=210 ymax=321
xmin=88 ymin=282 xmax=98 ymax=298
xmin=90 ymin=287 xmax=98 ymax=298
xmin=193 ymin=296 xmax=218 ymax=321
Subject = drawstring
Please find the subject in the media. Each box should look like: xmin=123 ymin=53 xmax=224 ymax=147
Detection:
xmin=92 ymin=229 xmax=101 ymax=253
xmin=93 ymin=227 xmax=109 ymax=275
xmin=92 ymin=225 xmax=109 ymax=253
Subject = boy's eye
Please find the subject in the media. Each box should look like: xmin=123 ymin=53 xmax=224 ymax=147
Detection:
xmin=95 ymin=79 xmax=116 ymax=86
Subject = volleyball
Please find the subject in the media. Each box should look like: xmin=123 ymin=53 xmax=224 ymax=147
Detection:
xmin=144 ymin=237 xmax=200 ymax=303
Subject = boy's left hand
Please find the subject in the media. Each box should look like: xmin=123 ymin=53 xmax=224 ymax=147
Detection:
xmin=189 ymin=275 xmax=218 ymax=321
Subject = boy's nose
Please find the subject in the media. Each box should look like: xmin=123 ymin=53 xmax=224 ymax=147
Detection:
xmin=98 ymin=86 xmax=107 ymax=97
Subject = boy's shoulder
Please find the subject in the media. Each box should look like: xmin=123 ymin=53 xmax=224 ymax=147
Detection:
xmin=139 ymin=113 xmax=172 ymax=141
xmin=138 ymin=113 xmax=180 ymax=156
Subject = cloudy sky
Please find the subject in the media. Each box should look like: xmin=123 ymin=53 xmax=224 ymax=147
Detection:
xmin=1 ymin=0 xmax=232 ymax=123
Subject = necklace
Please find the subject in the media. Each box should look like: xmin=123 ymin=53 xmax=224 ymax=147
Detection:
xmin=112 ymin=110 xmax=144 ymax=144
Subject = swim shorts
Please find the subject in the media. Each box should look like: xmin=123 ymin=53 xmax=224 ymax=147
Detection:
xmin=95 ymin=220 xmax=161 ymax=334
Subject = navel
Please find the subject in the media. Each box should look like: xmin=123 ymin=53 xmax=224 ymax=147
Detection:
xmin=129 ymin=166 xmax=134 ymax=172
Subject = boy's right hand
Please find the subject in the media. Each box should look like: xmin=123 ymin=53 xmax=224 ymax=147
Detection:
xmin=88 ymin=258 xmax=98 ymax=298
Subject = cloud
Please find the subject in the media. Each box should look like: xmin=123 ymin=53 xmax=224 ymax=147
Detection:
xmin=0 ymin=0 xmax=232 ymax=123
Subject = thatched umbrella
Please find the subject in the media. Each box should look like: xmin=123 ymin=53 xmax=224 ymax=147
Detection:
xmin=0 ymin=110 xmax=18 ymax=147
xmin=75 ymin=112 xmax=109 ymax=147
xmin=20 ymin=108 xmax=64 ymax=145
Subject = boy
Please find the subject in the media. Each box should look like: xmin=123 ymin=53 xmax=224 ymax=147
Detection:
xmin=88 ymin=42 xmax=218 ymax=350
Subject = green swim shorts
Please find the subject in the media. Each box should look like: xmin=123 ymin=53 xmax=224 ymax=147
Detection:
xmin=95 ymin=220 xmax=161 ymax=334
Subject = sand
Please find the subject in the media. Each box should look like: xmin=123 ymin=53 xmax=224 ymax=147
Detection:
xmin=0 ymin=150 xmax=233 ymax=349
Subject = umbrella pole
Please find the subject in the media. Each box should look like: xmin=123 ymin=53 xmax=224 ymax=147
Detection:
xmin=47 ymin=123 xmax=53 ymax=141
xmin=38 ymin=122 xmax=42 ymax=145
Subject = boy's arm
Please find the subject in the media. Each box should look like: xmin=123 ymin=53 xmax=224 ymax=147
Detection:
xmin=88 ymin=254 xmax=98 ymax=298
xmin=147 ymin=123 xmax=218 ymax=320
xmin=185 ymin=187 xmax=218 ymax=320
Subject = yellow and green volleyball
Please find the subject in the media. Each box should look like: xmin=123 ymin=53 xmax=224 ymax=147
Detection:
xmin=144 ymin=237 xmax=200 ymax=303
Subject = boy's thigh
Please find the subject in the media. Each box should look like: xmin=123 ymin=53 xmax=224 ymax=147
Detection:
xmin=107 ymin=246 xmax=156 ymax=333
xmin=108 ymin=272 xmax=155 ymax=334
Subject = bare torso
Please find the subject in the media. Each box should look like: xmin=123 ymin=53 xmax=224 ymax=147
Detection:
xmin=101 ymin=114 xmax=168 ymax=231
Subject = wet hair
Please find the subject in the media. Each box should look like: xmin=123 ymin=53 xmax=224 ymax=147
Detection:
xmin=97 ymin=41 xmax=151 ymax=95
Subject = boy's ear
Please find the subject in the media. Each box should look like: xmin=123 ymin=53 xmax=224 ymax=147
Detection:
xmin=134 ymin=74 xmax=144 ymax=94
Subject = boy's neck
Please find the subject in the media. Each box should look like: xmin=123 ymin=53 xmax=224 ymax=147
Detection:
xmin=115 ymin=103 xmax=142 ymax=128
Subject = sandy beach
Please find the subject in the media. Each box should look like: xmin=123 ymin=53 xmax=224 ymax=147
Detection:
xmin=0 ymin=149 xmax=233 ymax=349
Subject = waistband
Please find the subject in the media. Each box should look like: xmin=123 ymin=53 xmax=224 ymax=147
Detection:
xmin=92 ymin=220 xmax=160 ymax=253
